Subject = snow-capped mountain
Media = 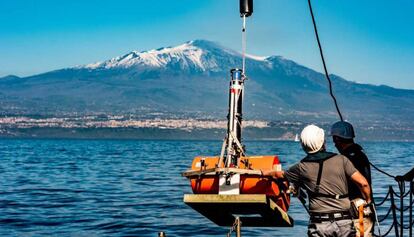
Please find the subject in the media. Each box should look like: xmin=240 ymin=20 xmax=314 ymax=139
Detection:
xmin=84 ymin=40 xmax=220 ymax=70
xmin=0 ymin=40 xmax=413 ymax=125
xmin=79 ymin=40 xmax=267 ymax=72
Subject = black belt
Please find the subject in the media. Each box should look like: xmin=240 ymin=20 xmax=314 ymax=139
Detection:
xmin=310 ymin=211 xmax=352 ymax=223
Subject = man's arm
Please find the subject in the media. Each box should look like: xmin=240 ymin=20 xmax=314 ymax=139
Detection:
xmin=261 ymin=170 xmax=285 ymax=179
xmin=350 ymin=171 xmax=372 ymax=203
xmin=261 ymin=163 xmax=301 ymax=185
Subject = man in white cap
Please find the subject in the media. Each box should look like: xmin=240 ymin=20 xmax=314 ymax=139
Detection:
xmin=331 ymin=121 xmax=373 ymax=237
xmin=262 ymin=124 xmax=372 ymax=237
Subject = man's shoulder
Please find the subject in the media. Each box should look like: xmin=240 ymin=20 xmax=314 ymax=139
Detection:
xmin=347 ymin=143 xmax=366 ymax=155
xmin=329 ymin=153 xmax=348 ymax=161
xmin=324 ymin=154 xmax=355 ymax=169
xmin=346 ymin=143 xmax=369 ymax=161
xmin=300 ymin=151 xmax=337 ymax=162
xmin=287 ymin=162 xmax=301 ymax=172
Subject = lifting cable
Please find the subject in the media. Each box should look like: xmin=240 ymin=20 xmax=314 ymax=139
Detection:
xmin=242 ymin=14 xmax=247 ymax=74
xmin=307 ymin=0 xmax=344 ymax=122
xmin=371 ymin=163 xmax=396 ymax=179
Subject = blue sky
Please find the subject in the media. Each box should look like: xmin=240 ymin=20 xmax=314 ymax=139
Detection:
xmin=0 ymin=0 xmax=413 ymax=89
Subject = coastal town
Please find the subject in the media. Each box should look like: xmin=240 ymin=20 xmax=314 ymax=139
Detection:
xmin=0 ymin=116 xmax=269 ymax=130
xmin=0 ymin=115 xmax=412 ymax=141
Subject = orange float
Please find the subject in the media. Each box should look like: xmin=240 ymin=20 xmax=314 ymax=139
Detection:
xmin=188 ymin=155 xmax=290 ymax=212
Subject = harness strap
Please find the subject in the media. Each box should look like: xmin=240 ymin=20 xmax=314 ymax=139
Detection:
xmin=304 ymin=158 xmax=349 ymax=200
xmin=314 ymin=160 xmax=324 ymax=193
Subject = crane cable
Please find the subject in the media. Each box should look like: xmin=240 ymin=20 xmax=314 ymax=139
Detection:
xmin=307 ymin=0 xmax=396 ymax=181
xmin=242 ymin=14 xmax=247 ymax=75
xmin=307 ymin=0 xmax=344 ymax=122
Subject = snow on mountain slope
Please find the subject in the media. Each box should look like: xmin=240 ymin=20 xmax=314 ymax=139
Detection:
xmin=80 ymin=40 xmax=267 ymax=71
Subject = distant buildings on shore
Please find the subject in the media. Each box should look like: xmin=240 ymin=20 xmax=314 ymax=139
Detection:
xmin=0 ymin=116 xmax=268 ymax=130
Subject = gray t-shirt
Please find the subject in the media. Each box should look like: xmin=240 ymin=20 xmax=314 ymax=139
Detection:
xmin=285 ymin=153 xmax=358 ymax=213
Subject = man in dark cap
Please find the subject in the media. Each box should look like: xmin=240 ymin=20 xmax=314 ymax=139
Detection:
xmin=331 ymin=121 xmax=373 ymax=237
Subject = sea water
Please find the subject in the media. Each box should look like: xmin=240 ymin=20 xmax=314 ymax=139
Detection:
xmin=0 ymin=139 xmax=413 ymax=236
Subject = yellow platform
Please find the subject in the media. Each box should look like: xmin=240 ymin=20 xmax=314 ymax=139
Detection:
xmin=183 ymin=194 xmax=294 ymax=227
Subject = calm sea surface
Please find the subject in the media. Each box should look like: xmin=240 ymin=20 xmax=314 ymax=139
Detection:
xmin=0 ymin=139 xmax=413 ymax=237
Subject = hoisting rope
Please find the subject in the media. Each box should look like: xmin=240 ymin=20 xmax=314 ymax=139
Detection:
xmin=370 ymin=162 xmax=396 ymax=179
xmin=307 ymin=0 xmax=344 ymax=122
xmin=242 ymin=15 xmax=247 ymax=75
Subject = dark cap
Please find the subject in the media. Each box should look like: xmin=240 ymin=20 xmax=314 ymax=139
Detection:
xmin=330 ymin=121 xmax=355 ymax=139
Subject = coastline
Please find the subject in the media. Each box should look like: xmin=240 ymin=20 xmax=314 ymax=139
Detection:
xmin=0 ymin=127 xmax=413 ymax=142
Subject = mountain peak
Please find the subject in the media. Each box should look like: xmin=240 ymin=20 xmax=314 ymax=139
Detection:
xmin=187 ymin=39 xmax=224 ymax=49
xmin=82 ymin=40 xmax=211 ymax=71
xmin=79 ymin=39 xmax=269 ymax=72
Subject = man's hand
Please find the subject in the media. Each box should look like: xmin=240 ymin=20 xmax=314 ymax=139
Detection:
xmin=260 ymin=169 xmax=285 ymax=178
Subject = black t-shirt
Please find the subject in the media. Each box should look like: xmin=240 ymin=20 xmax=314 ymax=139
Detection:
xmin=341 ymin=143 xmax=372 ymax=200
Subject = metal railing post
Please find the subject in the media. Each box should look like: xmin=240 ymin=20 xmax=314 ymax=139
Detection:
xmin=236 ymin=216 xmax=241 ymax=237
xmin=400 ymin=182 xmax=405 ymax=237
xmin=391 ymin=186 xmax=400 ymax=237
xmin=410 ymin=182 xmax=413 ymax=237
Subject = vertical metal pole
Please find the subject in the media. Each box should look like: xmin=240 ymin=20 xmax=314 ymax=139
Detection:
xmin=226 ymin=69 xmax=244 ymax=168
xmin=401 ymin=182 xmax=405 ymax=237
xmin=409 ymin=182 xmax=413 ymax=237
xmin=226 ymin=77 xmax=236 ymax=167
xmin=236 ymin=216 xmax=241 ymax=237
xmin=391 ymin=186 xmax=400 ymax=237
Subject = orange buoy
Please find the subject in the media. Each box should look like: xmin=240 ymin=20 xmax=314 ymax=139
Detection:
xmin=188 ymin=155 xmax=290 ymax=212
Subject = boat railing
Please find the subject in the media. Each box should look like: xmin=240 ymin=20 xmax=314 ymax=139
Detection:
xmin=373 ymin=171 xmax=413 ymax=237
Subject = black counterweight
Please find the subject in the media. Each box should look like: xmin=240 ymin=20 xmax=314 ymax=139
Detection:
xmin=240 ymin=0 xmax=253 ymax=17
